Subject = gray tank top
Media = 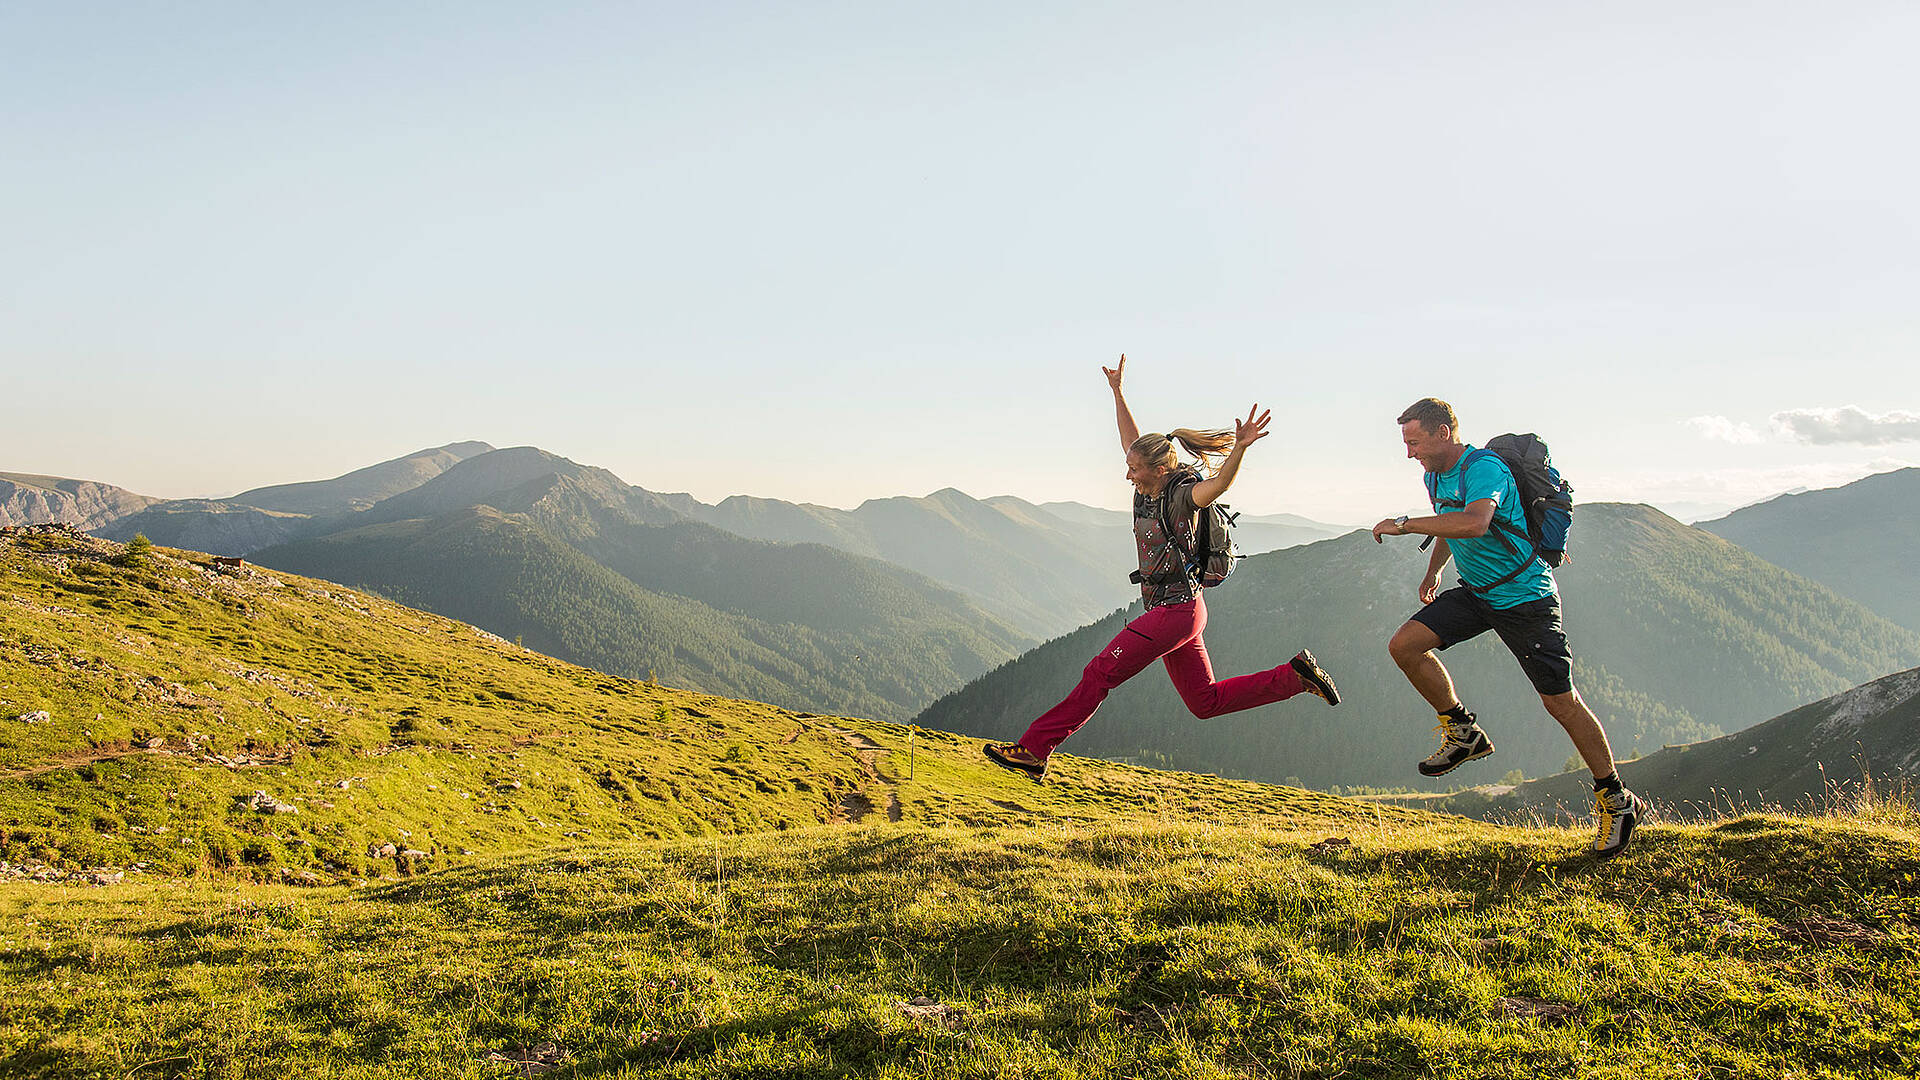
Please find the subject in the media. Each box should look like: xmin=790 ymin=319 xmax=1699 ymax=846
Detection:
xmin=1133 ymin=471 xmax=1199 ymax=608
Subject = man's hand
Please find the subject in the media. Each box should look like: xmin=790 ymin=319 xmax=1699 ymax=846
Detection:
xmin=1372 ymin=517 xmax=1406 ymax=543
xmin=1419 ymin=573 xmax=1442 ymax=605
xmin=1234 ymin=405 xmax=1271 ymax=449
xmin=1103 ymin=354 xmax=1126 ymax=392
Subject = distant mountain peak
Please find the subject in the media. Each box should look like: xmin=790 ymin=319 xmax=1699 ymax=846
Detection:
xmin=0 ymin=473 xmax=162 ymax=531
xmin=228 ymin=441 xmax=498 ymax=517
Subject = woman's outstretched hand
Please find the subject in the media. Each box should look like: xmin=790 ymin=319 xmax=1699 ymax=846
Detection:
xmin=1103 ymin=354 xmax=1126 ymax=392
xmin=1235 ymin=405 xmax=1272 ymax=449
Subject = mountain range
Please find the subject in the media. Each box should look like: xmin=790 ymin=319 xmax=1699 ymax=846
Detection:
xmin=915 ymin=504 xmax=1920 ymax=790
xmin=10 ymin=450 xmax=1918 ymax=776
xmin=78 ymin=442 xmax=1340 ymax=642
xmin=1697 ymin=467 xmax=1920 ymax=634
xmin=91 ymin=442 xmax=498 ymax=554
xmin=0 ymin=473 xmax=161 ymax=531
xmin=245 ymin=449 xmax=1033 ymax=723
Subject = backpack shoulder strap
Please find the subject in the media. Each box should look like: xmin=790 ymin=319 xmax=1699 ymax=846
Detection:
xmin=1160 ymin=471 xmax=1199 ymax=554
xmin=1430 ymin=449 xmax=1493 ymax=509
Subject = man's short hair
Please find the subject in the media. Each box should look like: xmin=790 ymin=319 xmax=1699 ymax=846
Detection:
xmin=1397 ymin=398 xmax=1457 ymax=434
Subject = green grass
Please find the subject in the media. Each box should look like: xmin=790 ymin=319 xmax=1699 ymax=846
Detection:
xmin=5 ymin=529 xmax=1356 ymax=880
xmin=5 ymin=529 xmax=1919 ymax=1077
xmin=6 ymin=814 xmax=1917 ymax=1078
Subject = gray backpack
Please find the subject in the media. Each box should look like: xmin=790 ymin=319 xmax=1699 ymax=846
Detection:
xmin=1162 ymin=472 xmax=1240 ymax=588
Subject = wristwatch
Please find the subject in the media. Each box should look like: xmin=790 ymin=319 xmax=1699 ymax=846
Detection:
xmin=1394 ymin=515 xmax=1410 ymax=533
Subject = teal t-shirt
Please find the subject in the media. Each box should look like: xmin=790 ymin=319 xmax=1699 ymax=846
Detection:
xmin=1426 ymin=447 xmax=1556 ymax=609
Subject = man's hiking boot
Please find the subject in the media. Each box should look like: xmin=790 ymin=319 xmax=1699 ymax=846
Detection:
xmin=1290 ymin=650 xmax=1341 ymax=705
xmin=984 ymin=742 xmax=1047 ymax=780
xmin=1418 ymin=712 xmax=1494 ymax=777
xmin=1593 ymin=784 xmax=1650 ymax=860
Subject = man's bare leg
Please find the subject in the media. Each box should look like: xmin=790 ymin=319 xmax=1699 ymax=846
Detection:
xmin=1541 ymin=688 xmax=1618 ymax=779
xmin=1388 ymin=621 xmax=1460 ymax=711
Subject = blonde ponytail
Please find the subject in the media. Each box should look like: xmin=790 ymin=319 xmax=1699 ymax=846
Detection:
xmin=1130 ymin=428 xmax=1235 ymax=477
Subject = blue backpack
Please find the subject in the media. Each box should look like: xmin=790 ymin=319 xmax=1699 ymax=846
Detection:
xmin=1422 ymin=433 xmax=1574 ymax=591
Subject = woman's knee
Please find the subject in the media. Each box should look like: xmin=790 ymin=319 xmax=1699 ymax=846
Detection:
xmin=1180 ymin=689 xmax=1224 ymax=719
xmin=1081 ymin=652 xmax=1127 ymax=688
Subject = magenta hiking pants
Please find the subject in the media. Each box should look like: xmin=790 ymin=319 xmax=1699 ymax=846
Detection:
xmin=1016 ymin=595 xmax=1306 ymax=760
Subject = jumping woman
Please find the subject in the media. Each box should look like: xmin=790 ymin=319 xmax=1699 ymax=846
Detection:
xmin=985 ymin=355 xmax=1340 ymax=779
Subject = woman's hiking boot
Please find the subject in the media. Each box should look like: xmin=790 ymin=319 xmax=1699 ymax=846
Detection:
xmin=984 ymin=742 xmax=1047 ymax=780
xmin=1418 ymin=711 xmax=1494 ymax=776
xmin=1592 ymin=781 xmax=1649 ymax=860
xmin=1289 ymin=650 xmax=1341 ymax=705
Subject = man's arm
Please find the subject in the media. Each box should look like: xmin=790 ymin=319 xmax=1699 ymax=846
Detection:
xmin=1104 ymin=355 xmax=1140 ymax=452
xmin=1372 ymin=498 xmax=1496 ymax=542
xmin=1191 ymin=406 xmax=1271 ymax=507
xmin=1420 ymin=538 xmax=1451 ymax=603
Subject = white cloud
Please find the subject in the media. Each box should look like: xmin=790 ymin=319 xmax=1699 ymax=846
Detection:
xmin=1684 ymin=415 xmax=1764 ymax=444
xmin=1771 ymin=405 xmax=1920 ymax=446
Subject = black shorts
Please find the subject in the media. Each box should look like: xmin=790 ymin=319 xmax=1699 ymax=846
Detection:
xmin=1409 ymin=587 xmax=1574 ymax=696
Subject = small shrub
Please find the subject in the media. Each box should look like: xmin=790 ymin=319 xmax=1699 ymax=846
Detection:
xmin=119 ymin=534 xmax=153 ymax=567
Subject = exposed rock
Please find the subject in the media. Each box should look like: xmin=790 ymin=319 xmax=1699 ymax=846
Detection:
xmin=896 ymin=996 xmax=966 ymax=1029
xmin=1499 ymin=996 xmax=1578 ymax=1022
xmin=244 ymin=790 xmax=298 ymax=814
xmin=483 ymin=1041 xmax=571 ymax=1077
xmin=0 ymin=475 xmax=162 ymax=531
xmin=14 ymin=711 xmax=50 ymax=724
xmin=1777 ymin=914 xmax=1886 ymax=946
xmin=369 ymin=842 xmax=398 ymax=858
xmin=0 ymin=861 xmax=141 ymax=886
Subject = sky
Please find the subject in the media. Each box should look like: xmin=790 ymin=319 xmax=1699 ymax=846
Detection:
xmin=4 ymin=2 xmax=1916 ymax=525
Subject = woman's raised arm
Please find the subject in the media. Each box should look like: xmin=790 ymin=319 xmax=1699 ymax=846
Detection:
xmin=1105 ymin=354 xmax=1141 ymax=453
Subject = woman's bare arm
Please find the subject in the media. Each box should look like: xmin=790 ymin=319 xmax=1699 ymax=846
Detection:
xmin=1105 ymin=355 xmax=1140 ymax=453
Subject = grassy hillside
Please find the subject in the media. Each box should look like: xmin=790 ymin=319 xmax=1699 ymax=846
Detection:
xmin=1698 ymin=467 xmax=1920 ymax=633
xmin=5 ymin=526 xmax=1920 ymax=1078
xmin=917 ymin=504 xmax=1920 ymax=790
xmin=0 ymin=524 xmax=1332 ymax=880
xmin=8 ymin=811 xmax=1918 ymax=1078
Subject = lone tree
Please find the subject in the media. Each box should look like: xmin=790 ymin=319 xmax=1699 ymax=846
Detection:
xmin=120 ymin=533 xmax=153 ymax=567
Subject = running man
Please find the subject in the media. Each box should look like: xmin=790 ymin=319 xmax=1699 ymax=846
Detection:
xmin=1371 ymin=397 xmax=1649 ymax=859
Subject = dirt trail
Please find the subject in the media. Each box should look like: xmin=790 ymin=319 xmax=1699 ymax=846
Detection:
xmin=830 ymin=728 xmax=903 ymax=823
xmin=0 ymin=745 xmax=168 ymax=780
